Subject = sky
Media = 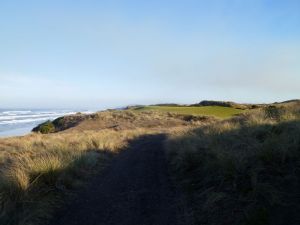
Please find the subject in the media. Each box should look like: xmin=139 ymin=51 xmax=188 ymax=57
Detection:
xmin=0 ymin=0 xmax=299 ymax=109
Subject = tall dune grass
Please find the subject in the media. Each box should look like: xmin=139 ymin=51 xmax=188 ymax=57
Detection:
xmin=166 ymin=103 xmax=300 ymax=225
xmin=0 ymin=128 xmax=162 ymax=225
xmin=0 ymin=109 xmax=210 ymax=225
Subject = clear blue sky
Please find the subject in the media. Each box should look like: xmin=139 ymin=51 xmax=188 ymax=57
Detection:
xmin=0 ymin=0 xmax=299 ymax=109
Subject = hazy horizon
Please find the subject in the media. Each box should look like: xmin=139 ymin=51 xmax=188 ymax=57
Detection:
xmin=1 ymin=0 xmax=299 ymax=108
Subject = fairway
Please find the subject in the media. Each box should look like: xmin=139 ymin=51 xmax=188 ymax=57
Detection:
xmin=135 ymin=106 xmax=244 ymax=118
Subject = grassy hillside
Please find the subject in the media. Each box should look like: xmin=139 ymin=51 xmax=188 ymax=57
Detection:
xmin=0 ymin=110 xmax=209 ymax=225
xmin=166 ymin=103 xmax=300 ymax=225
xmin=1 ymin=102 xmax=299 ymax=225
xmin=31 ymin=110 xmax=216 ymax=134
xmin=0 ymin=129 xmax=158 ymax=225
xmin=134 ymin=105 xmax=244 ymax=118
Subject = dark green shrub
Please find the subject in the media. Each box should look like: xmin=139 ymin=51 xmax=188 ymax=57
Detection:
xmin=52 ymin=117 xmax=64 ymax=127
xmin=264 ymin=106 xmax=284 ymax=121
xmin=34 ymin=121 xmax=55 ymax=134
xmin=245 ymin=207 xmax=269 ymax=225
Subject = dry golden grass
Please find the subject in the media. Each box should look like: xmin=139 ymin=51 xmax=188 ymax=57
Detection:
xmin=0 ymin=126 xmax=171 ymax=225
xmin=3 ymin=104 xmax=291 ymax=225
xmin=165 ymin=102 xmax=300 ymax=225
xmin=0 ymin=108 xmax=211 ymax=225
xmin=32 ymin=109 xmax=217 ymax=134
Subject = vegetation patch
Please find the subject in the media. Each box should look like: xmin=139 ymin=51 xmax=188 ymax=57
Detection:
xmin=32 ymin=114 xmax=88 ymax=134
xmin=32 ymin=121 xmax=56 ymax=134
xmin=135 ymin=105 xmax=244 ymax=118
xmin=0 ymin=127 xmax=171 ymax=224
xmin=1 ymin=109 xmax=208 ymax=225
xmin=32 ymin=110 xmax=214 ymax=135
xmin=2 ymin=102 xmax=299 ymax=225
xmin=166 ymin=102 xmax=300 ymax=225
xmin=191 ymin=100 xmax=263 ymax=109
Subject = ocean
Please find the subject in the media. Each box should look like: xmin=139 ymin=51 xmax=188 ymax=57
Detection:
xmin=0 ymin=109 xmax=93 ymax=138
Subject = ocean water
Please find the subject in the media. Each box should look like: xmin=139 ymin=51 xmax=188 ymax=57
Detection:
xmin=0 ymin=109 xmax=93 ymax=138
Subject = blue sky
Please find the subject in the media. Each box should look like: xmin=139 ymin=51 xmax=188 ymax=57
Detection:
xmin=0 ymin=0 xmax=299 ymax=109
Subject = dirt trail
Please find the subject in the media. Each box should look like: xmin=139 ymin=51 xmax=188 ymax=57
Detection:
xmin=51 ymin=134 xmax=187 ymax=225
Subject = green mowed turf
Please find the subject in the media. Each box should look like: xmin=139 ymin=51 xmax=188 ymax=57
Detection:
xmin=135 ymin=106 xmax=244 ymax=118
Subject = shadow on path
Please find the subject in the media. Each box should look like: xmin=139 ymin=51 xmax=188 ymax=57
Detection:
xmin=51 ymin=134 xmax=186 ymax=225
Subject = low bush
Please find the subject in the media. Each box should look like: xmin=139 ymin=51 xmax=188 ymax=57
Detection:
xmin=32 ymin=121 xmax=55 ymax=134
